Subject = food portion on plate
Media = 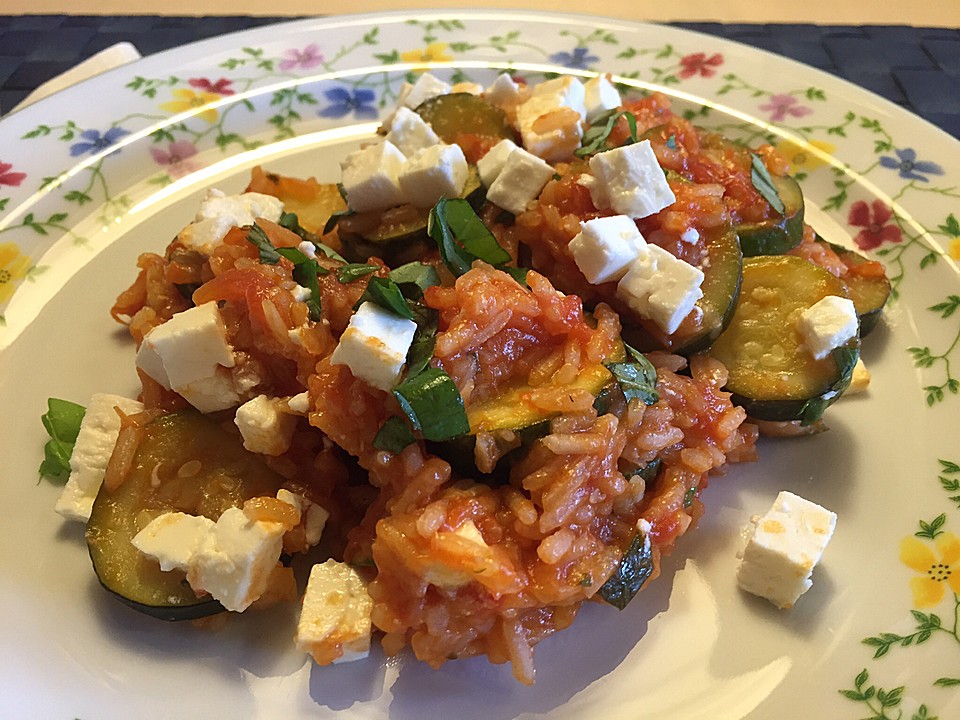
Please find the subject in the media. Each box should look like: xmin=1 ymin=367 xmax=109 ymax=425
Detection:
xmin=39 ymin=69 xmax=889 ymax=685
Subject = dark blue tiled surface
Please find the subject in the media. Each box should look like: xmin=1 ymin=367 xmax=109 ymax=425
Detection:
xmin=0 ymin=15 xmax=957 ymax=141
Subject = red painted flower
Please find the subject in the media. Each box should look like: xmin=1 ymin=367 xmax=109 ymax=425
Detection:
xmin=0 ymin=162 xmax=26 ymax=187
xmin=848 ymin=200 xmax=902 ymax=251
xmin=679 ymin=52 xmax=723 ymax=79
xmin=188 ymin=77 xmax=235 ymax=96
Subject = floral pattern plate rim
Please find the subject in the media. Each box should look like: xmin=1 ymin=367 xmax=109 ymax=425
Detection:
xmin=1 ymin=10 xmax=959 ymax=720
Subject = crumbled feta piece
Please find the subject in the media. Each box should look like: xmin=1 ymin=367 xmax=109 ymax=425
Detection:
xmin=291 ymin=284 xmax=312 ymax=303
xmin=277 ymin=489 xmax=329 ymax=547
xmin=130 ymin=512 xmax=215 ymax=571
xmin=680 ymin=227 xmax=700 ymax=244
xmin=384 ymin=106 xmax=441 ymax=157
xmin=485 ymin=148 xmax=555 ymax=215
xmin=450 ymin=81 xmax=484 ymax=95
xmin=177 ymin=190 xmax=285 ymax=256
xmin=136 ymin=302 xmax=240 ymax=413
xmin=737 ymin=491 xmax=837 ymax=609
xmin=484 ymin=73 xmax=524 ymax=106
xmin=234 ymin=395 xmax=298 ymax=456
xmin=569 ymin=215 xmax=646 ymax=285
xmin=516 ymin=78 xmax=586 ymax=162
xmin=588 ymin=139 xmax=676 ymax=219
xmin=297 ymin=560 xmax=373 ymax=665
xmin=797 ymin=295 xmax=859 ymax=360
xmin=583 ymin=74 xmax=621 ymax=123
xmin=397 ymin=143 xmax=468 ymax=208
xmin=340 ymin=141 xmax=407 ymax=212
xmin=287 ymin=391 xmax=311 ymax=414
xmin=402 ymin=72 xmax=452 ymax=110
xmin=330 ymin=302 xmax=418 ymax=391
xmin=617 ymin=244 xmax=704 ymax=334
xmin=54 ymin=393 xmax=144 ymax=522
xmin=476 ymin=138 xmax=519 ymax=187
xmin=297 ymin=240 xmax=317 ymax=259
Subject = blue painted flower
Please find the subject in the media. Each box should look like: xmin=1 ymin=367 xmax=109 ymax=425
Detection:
xmin=319 ymin=86 xmax=378 ymax=120
xmin=879 ymin=147 xmax=944 ymax=183
xmin=548 ymin=46 xmax=598 ymax=70
xmin=69 ymin=126 xmax=130 ymax=157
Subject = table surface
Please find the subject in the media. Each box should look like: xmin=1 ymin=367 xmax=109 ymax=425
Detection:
xmin=1 ymin=14 xmax=958 ymax=140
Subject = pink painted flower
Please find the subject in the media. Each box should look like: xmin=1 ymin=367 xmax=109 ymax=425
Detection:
xmin=679 ymin=52 xmax=723 ymax=79
xmin=848 ymin=199 xmax=902 ymax=251
xmin=150 ymin=140 xmax=199 ymax=179
xmin=279 ymin=44 xmax=324 ymax=71
xmin=759 ymin=94 xmax=813 ymax=122
xmin=188 ymin=77 xmax=235 ymax=96
xmin=0 ymin=162 xmax=26 ymax=187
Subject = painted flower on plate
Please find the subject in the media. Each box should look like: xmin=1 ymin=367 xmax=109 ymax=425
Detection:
xmin=548 ymin=46 xmax=599 ymax=70
xmin=188 ymin=77 xmax=235 ymax=96
xmin=150 ymin=140 xmax=199 ymax=179
xmin=160 ymin=89 xmax=222 ymax=123
xmin=847 ymin=199 xmax=902 ymax=251
xmin=279 ymin=44 xmax=324 ymax=71
xmin=319 ymin=86 xmax=378 ymax=120
xmin=900 ymin=532 xmax=960 ymax=608
xmin=775 ymin=138 xmax=835 ymax=171
xmin=0 ymin=242 xmax=30 ymax=305
xmin=879 ymin=147 xmax=944 ymax=183
xmin=759 ymin=94 xmax=812 ymax=122
xmin=678 ymin=52 xmax=723 ymax=79
xmin=0 ymin=161 xmax=26 ymax=187
xmin=400 ymin=43 xmax=453 ymax=64
xmin=69 ymin=127 xmax=130 ymax=157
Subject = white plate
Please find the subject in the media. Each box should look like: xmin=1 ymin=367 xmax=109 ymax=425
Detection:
xmin=2 ymin=11 xmax=959 ymax=719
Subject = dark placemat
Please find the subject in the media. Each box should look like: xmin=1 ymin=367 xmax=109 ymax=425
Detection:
xmin=1 ymin=14 xmax=958 ymax=139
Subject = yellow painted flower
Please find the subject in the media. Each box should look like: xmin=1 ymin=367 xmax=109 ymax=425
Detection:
xmin=0 ymin=242 xmax=31 ymax=305
xmin=400 ymin=43 xmax=453 ymax=65
xmin=900 ymin=532 xmax=960 ymax=607
xmin=775 ymin=138 xmax=836 ymax=172
xmin=950 ymin=238 xmax=960 ymax=261
xmin=160 ymin=88 xmax=222 ymax=123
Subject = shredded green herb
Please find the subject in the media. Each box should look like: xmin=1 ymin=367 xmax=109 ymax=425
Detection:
xmin=247 ymin=224 xmax=325 ymax=321
xmin=575 ymin=109 xmax=639 ymax=158
xmin=39 ymin=398 xmax=86 ymax=481
xmin=597 ymin=530 xmax=655 ymax=610
xmin=665 ymin=134 xmax=678 ymax=150
xmin=278 ymin=211 xmax=320 ymax=244
xmin=389 ymin=262 xmax=441 ymax=298
xmin=373 ymin=416 xmax=416 ymax=453
xmin=750 ymin=153 xmax=785 ymax=215
xmin=393 ymin=367 xmax=470 ymax=442
xmin=404 ymin=303 xmax=439 ymax=379
xmin=605 ymin=343 xmax=659 ymax=406
xmin=337 ymin=263 xmax=380 ymax=284
xmin=355 ymin=275 xmax=415 ymax=321
xmin=428 ymin=197 xmax=512 ymax=276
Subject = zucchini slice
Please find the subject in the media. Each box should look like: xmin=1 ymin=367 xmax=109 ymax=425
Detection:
xmin=815 ymin=237 xmax=891 ymax=337
xmin=415 ymin=93 xmax=514 ymax=144
xmin=86 ymin=411 xmax=286 ymax=621
xmin=338 ymin=166 xmax=483 ymax=265
xmin=708 ymin=255 xmax=860 ymax=424
xmin=737 ymin=174 xmax=805 ymax=256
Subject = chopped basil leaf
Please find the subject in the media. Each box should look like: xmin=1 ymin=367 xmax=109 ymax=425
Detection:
xmin=389 ymin=261 xmax=441 ymax=298
xmin=373 ymin=416 xmax=416 ymax=453
xmin=750 ymin=153 xmax=785 ymax=215
xmin=39 ymin=398 xmax=86 ymax=481
xmin=275 ymin=246 xmax=312 ymax=265
xmin=405 ymin=303 xmax=439 ymax=379
xmin=606 ymin=345 xmax=659 ymax=406
xmin=575 ymin=109 xmax=639 ymax=158
xmin=626 ymin=458 xmax=662 ymax=483
xmin=337 ymin=263 xmax=379 ymax=284
xmin=291 ymin=259 xmax=323 ymax=321
xmin=247 ymin=224 xmax=283 ymax=264
xmin=597 ymin=530 xmax=654 ymax=610
xmin=322 ymin=207 xmax=354 ymax=235
xmin=665 ymin=134 xmax=678 ymax=150
xmin=393 ymin=367 xmax=469 ymax=441
xmin=500 ymin=265 xmax=530 ymax=286
xmin=313 ymin=242 xmax=346 ymax=263
xmin=278 ymin=211 xmax=320 ymax=244
xmin=428 ymin=197 xmax=511 ymax=276
xmin=356 ymin=275 xmax=415 ymax=320
xmin=248 ymin=225 xmax=326 ymax=321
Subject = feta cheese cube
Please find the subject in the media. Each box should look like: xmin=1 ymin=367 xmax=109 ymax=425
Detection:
xmin=530 ymin=76 xmax=587 ymax=118
xmin=130 ymin=512 xmax=215 ymax=571
xmin=484 ymin=73 xmax=524 ymax=107
xmin=385 ymin=106 xmax=440 ymax=157
xmin=330 ymin=302 xmax=418 ymax=391
xmin=737 ymin=491 xmax=837 ymax=609
xmin=516 ymin=93 xmax=585 ymax=162
xmin=287 ymin=391 xmax=311 ymax=414
xmin=476 ymin=138 xmax=519 ymax=187
xmin=797 ymin=295 xmax=859 ymax=360
xmin=397 ymin=143 xmax=468 ymax=208
xmin=588 ymin=139 xmax=676 ymax=219
xmin=583 ymin=74 xmax=621 ymax=123
xmin=136 ymin=301 xmax=240 ymax=413
xmin=297 ymin=560 xmax=373 ymax=665
xmin=178 ymin=190 xmax=285 ymax=255
xmin=402 ymin=72 xmax=452 ymax=110
xmin=54 ymin=393 xmax=144 ymax=522
xmin=277 ymin=489 xmax=329 ymax=547
xmin=569 ymin=215 xmax=646 ymax=285
xmin=234 ymin=395 xmax=298 ymax=456
xmin=485 ymin=148 xmax=555 ymax=215
xmin=617 ymin=244 xmax=704 ymax=334
xmin=340 ymin=141 xmax=407 ymax=212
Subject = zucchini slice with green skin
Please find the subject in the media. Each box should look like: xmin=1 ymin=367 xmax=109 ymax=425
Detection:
xmin=86 ymin=411 xmax=286 ymax=621
xmin=415 ymin=93 xmax=514 ymax=144
xmin=737 ymin=174 xmax=805 ymax=256
xmin=338 ymin=166 xmax=483 ymax=265
xmin=708 ymin=255 xmax=860 ymax=424
xmin=814 ymin=237 xmax=891 ymax=337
